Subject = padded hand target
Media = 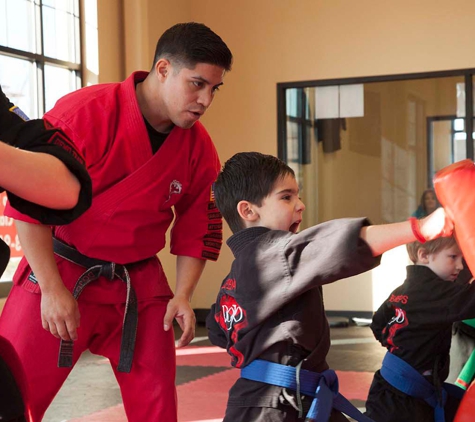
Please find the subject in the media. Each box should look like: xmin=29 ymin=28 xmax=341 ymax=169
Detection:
xmin=433 ymin=159 xmax=475 ymax=277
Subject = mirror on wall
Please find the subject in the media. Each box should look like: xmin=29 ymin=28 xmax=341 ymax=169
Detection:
xmin=278 ymin=70 xmax=475 ymax=311
xmin=277 ymin=70 xmax=475 ymax=230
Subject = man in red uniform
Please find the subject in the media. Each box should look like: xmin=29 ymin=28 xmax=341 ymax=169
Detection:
xmin=0 ymin=22 xmax=232 ymax=422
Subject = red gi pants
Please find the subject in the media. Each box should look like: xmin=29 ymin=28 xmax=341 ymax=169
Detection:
xmin=0 ymin=286 xmax=177 ymax=422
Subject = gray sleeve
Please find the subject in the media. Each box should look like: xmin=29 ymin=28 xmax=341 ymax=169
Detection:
xmin=284 ymin=218 xmax=380 ymax=290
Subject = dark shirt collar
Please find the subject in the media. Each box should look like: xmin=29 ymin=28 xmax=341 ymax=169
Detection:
xmin=406 ymin=265 xmax=440 ymax=281
xmin=227 ymin=226 xmax=271 ymax=257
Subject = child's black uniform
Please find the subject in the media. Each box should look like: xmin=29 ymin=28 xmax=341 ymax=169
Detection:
xmin=0 ymin=87 xmax=92 ymax=422
xmin=206 ymin=218 xmax=380 ymax=422
xmin=365 ymin=265 xmax=475 ymax=422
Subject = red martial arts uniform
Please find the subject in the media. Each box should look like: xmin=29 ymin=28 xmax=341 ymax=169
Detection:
xmin=0 ymin=72 xmax=222 ymax=422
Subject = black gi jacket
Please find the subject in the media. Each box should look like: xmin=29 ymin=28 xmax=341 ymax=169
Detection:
xmin=207 ymin=218 xmax=379 ymax=410
xmin=371 ymin=265 xmax=475 ymax=382
xmin=0 ymin=120 xmax=92 ymax=225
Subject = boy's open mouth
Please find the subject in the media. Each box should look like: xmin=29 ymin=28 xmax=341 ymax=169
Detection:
xmin=289 ymin=221 xmax=301 ymax=233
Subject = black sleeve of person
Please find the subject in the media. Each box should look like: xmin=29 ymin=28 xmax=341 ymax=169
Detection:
xmin=0 ymin=120 xmax=92 ymax=225
xmin=0 ymin=239 xmax=10 ymax=278
xmin=0 ymin=356 xmax=25 ymax=420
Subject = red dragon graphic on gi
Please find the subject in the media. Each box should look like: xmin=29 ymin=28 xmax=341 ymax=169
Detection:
xmin=215 ymin=293 xmax=248 ymax=367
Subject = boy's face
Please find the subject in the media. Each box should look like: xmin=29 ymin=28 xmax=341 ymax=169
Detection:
xmin=425 ymin=244 xmax=464 ymax=281
xmin=253 ymin=174 xmax=305 ymax=233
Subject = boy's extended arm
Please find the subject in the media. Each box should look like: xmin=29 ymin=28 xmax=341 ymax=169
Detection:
xmin=360 ymin=208 xmax=452 ymax=256
xmin=15 ymin=220 xmax=80 ymax=341
xmin=0 ymin=141 xmax=80 ymax=209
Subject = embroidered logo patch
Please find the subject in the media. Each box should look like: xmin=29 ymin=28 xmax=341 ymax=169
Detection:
xmin=222 ymin=304 xmax=244 ymax=331
xmin=166 ymin=180 xmax=182 ymax=202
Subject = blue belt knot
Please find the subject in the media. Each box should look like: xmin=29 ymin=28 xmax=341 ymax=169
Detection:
xmin=241 ymin=359 xmax=373 ymax=422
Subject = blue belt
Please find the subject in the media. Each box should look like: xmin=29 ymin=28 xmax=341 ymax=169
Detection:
xmin=380 ymin=352 xmax=464 ymax=422
xmin=241 ymin=359 xmax=374 ymax=422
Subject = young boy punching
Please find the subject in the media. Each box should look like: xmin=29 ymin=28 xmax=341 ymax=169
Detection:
xmin=206 ymin=151 xmax=452 ymax=422
xmin=365 ymin=237 xmax=475 ymax=422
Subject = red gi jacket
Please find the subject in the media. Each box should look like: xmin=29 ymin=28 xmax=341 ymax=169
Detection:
xmin=6 ymin=71 xmax=222 ymax=303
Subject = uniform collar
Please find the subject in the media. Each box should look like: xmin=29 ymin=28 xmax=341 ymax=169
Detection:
xmin=227 ymin=226 xmax=271 ymax=257
xmin=406 ymin=265 xmax=440 ymax=282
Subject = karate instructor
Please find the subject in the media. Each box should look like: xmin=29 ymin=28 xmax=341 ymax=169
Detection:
xmin=0 ymin=22 xmax=232 ymax=422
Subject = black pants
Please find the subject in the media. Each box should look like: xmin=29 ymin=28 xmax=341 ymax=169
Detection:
xmin=365 ymin=370 xmax=461 ymax=422
xmin=0 ymin=356 xmax=26 ymax=422
xmin=224 ymin=406 xmax=349 ymax=422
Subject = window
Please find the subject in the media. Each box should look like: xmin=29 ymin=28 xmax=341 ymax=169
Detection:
xmin=0 ymin=0 xmax=82 ymax=118
xmin=0 ymin=0 xmax=82 ymax=281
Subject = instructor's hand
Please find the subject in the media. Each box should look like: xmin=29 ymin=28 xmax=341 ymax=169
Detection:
xmin=40 ymin=284 xmax=80 ymax=341
xmin=163 ymin=295 xmax=196 ymax=348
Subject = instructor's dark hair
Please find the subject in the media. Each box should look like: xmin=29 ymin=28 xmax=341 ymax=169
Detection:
xmin=214 ymin=152 xmax=295 ymax=234
xmin=152 ymin=22 xmax=233 ymax=71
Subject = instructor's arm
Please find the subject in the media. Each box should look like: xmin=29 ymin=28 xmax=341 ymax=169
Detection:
xmin=15 ymin=220 xmax=79 ymax=341
xmin=163 ymin=255 xmax=206 ymax=348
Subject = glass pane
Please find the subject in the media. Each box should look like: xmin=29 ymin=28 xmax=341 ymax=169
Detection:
xmin=42 ymin=0 xmax=80 ymax=62
xmin=0 ymin=55 xmax=37 ymax=118
xmin=44 ymin=64 xmax=78 ymax=111
xmin=286 ymin=89 xmax=298 ymax=118
xmin=286 ymin=120 xmax=300 ymax=163
xmin=84 ymin=0 xmax=99 ymax=77
xmin=432 ymin=120 xmax=454 ymax=170
xmin=0 ymin=0 xmax=38 ymax=53
xmin=454 ymin=118 xmax=465 ymax=131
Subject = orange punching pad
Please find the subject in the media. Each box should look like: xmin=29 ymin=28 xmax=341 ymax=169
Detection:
xmin=433 ymin=159 xmax=475 ymax=276
xmin=434 ymin=159 xmax=475 ymax=421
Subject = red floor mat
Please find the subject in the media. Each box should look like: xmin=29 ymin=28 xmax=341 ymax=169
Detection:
xmin=69 ymin=345 xmax=374 ymax=421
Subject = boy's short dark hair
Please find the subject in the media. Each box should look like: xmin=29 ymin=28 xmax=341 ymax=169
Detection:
xmin=214 ymin=152 xmax=295 ymax=234
xmin=152 ymin=22 xmax=233 ymax=72
xmin=407 ymin=236 xmax=458 ymax=264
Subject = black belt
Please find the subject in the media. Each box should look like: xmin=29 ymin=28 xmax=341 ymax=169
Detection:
xmin=53 ymin=238 xmax=138 ymax=373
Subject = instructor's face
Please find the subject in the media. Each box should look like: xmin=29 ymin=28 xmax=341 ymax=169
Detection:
xmin=162 ymin=61 xmax=225 ymax=129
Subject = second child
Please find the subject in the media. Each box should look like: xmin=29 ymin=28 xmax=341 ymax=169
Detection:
xmin=365 ymin=237 xmax=475 ymax=422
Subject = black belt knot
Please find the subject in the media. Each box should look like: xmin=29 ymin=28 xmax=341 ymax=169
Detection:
xmin=53 ymin=237 xmax=138 ymax=373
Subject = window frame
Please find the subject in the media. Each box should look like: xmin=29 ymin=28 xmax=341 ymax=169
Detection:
xmin=0 ymin=0 xmax=83 ymax=117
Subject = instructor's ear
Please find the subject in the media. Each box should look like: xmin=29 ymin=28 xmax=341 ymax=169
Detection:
xmin=237 ymin=200 xmax=259 ymax=223
xmin=155 ymin=58 xmax=170 ymax=80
